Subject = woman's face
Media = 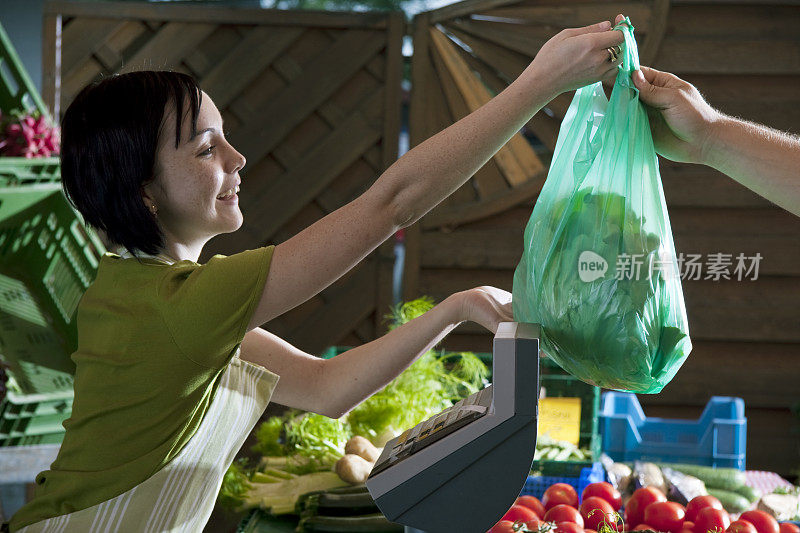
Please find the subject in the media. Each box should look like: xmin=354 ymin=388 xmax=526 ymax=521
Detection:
xmin=141 ymin=90 xmax=246 ymax=259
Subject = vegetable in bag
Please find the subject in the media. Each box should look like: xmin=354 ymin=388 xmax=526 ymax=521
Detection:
xmin=512 ymin=17 xmax=691 ymax=393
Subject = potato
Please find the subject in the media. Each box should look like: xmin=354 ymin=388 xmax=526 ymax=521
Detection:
xmin=345 ymin=435 xmax=380 ymax=462
xmin=335 ymin=454 xmax=374 ymax=484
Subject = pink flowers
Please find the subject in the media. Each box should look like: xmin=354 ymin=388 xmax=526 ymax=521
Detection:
xmin=0 ymin=110 xmax=60 ymax=158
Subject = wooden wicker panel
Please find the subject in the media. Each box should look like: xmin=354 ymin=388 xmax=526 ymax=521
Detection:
xmin=43 ymin=0 xmax=404 ymax=355
xmin=405 ymin=0 xmax=800 ymax=475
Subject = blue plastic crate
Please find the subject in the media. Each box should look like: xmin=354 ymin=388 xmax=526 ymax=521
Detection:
xmin=520 ymin=462 xmax=606 ymax=501
xmin=599 ymin=392 xmax=746 ymax=469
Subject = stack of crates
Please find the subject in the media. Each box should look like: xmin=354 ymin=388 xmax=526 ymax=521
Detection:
xmin=0 ymin=20 xmax=107 ymax=447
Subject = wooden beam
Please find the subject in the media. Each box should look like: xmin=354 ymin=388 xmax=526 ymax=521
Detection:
xmin=45 ymin=0 xmax=391 ymax=28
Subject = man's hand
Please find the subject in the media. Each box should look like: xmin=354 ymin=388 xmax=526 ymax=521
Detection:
xmin=612 ymin=13 xmax=722 ymax=165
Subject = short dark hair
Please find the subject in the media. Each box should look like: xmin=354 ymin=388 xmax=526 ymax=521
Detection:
xmin=60 ymin=70 xmax=203 ymax=260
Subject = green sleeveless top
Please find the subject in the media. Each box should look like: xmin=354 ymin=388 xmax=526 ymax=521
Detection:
xmin=10 ymin=245 xmax=276 ymax=531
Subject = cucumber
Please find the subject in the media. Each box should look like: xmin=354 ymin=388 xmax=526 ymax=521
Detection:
xmin=655 ymin=463 xmax=746 ymax=491
xmin=708 ymin=488 xmax=752 ymax=513
xmin=732 ymin=484 xmax=761 ymax=503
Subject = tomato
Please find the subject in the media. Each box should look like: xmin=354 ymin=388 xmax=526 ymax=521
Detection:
xmin=682 ymin=521 xmax=696 ymax=533
xmin=517 ymin=495 xmax=547 ymax=519
xmin=739 ymin=512 xmax=780 ymax=533
xmin=626 ymin=487 xmax=668 ymax=528
xmin=686 ymin=496 xmax=725 ymax=524
xmin=556 ymin=522 xmax=587 ymax=533
xmin=544 ymin=483 xmax=580 ymax=510
xmin=645 ymin=502 xmax=687 ymax=533
xmin=779 ymin=524 xmax=800 ymax=533
xmin=728 ymin=520 xmax=759 ymax=533
xmin=526 ymin=518 xmax=543 ymax=531
xmin=580 ymin=496 xmax=618 ymax=531
xmin=582 ymin=482 xmax=623 ymax=511
xmin=694 ymin=507 xmax=731 ymax=533
xmin=503 ymin=504 xmax=539 ymax=524
xmin=546 ymin=504 xmax=585 ymax=528
xmin=488 ymin=520 xmax=515 ymax=533
xmin=634 ymin=524 xmax=655 ymax=531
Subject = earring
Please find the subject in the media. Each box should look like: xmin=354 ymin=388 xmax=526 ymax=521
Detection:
xmin=151 ymin=204 xmax=157 ymax=215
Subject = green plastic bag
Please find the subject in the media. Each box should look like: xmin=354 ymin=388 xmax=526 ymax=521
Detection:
xmin=512 ymin=18 xmax=692 ymax=393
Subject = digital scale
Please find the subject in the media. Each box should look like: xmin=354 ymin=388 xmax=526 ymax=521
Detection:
xmin=365 ymin=322 xmax=541 ymax=533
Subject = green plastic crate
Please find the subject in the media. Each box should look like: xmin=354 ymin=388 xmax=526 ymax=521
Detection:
xmin=0 ymin=158 xmax=61 ymax=187
xmin=0 ymin=184 xmax=106 ymax=384
xmin=0 ymin=389 xmax=73 ymax=447
xmin=319 ymin=346 xmax=600 ymax=477
xmin=0 ymin=20 xmax=60 ymax=179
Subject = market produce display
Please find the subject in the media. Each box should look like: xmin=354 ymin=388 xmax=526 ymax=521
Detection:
xmin=489 ymin=461 xmax=800 ymax=533
xmin=217 ymin=296 xmax=490 ymax=517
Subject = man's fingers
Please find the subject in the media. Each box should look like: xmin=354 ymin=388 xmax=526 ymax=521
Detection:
xmin=615 ymin=13 xmax=625 ymax=25
xmin=640 ymin=65 xmax=689 ymax=89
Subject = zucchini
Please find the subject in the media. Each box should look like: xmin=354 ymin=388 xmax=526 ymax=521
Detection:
xmin=707 ymin=488 xmax=751 ymax=513
xmin=298 ymin=513 xmax=403 ymax=532
xmin=655 ymin=463 xmax=746 ymax=491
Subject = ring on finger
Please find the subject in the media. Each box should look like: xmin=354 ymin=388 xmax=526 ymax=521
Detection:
xmin=606 ymin=47 xmax=618 ymax=62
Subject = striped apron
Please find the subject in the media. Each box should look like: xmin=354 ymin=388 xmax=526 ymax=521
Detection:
xmin=15 ymin=351 xmax=279 ymax=532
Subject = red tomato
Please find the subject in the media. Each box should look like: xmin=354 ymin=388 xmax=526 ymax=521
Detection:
xmin=526 ymin=518 xmax=543 ymax=531
xmin=488 ymin=520 xmax=515 ymax=533
xmin=779 ymin=524 xmax=800 ymax=533
xmin=556 ymin=522 xmax=587 ymax=533
xmin=695 ymin=507 xmax=731 ymax=533
xmin=546 ymin=504 xmax=585 ymax=528
xmin=645 ymin=502 xmax=687 ymax=533
xmin=625 ymin=487 xmax=668 ymax=528
xmin=728 ymin=520 xmax=759 ymax=533
xmin=739 ymin=512 xmax=780 ymax=533
xmin=582 ymin=482 xmax=623 ymax=511
xmin=544 ymin=484 xmax=580 ymax=510
xmin=516 ymin=495 xmax=547 ymax=519
xmin=580 ymin=496 xmax=618 ymax=531
xmin=686 ymin=496 xmax=725 ymax=524
xmin=503 ymin=504 xmax=539 ymax=524
xmin=634 ymin=525 xmax=655 ymax=531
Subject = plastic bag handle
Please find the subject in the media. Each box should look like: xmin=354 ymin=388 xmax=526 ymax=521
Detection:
xmin=614 ymin=16 xmax=640 ymax=82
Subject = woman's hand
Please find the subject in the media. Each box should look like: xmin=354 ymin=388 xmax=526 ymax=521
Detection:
xmin=523 ymin=19 xmax=625 ymax=98
xmin=458 ymin=286 xmax=514 ymax=335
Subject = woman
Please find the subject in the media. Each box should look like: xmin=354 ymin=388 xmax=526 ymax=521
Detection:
xmin=8 ymin=18 xmax=624 ymax=533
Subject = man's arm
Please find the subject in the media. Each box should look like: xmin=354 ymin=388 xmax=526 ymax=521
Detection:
xmin=701 ymin=115 xmax=800 ymax=217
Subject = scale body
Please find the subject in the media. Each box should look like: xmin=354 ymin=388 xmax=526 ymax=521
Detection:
xmin=366 ymin=322 xmax=541 ymax=532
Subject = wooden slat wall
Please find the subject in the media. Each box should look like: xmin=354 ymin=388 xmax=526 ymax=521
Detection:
xmin=43 ymin=0 xmax=404 ymax=356
xmin=406 ymin=0 xmax=800 ymax=476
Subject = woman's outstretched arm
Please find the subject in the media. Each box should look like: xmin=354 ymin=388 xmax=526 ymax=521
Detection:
xmin=247 ymin=21 xmax=624 ymax=330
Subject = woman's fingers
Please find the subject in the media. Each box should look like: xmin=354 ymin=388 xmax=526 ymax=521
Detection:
xmin=561 ymin=20 xmax=611 ymax=38
xmin=615 ymin=13 xmax=625 ymax=25
xmin=592 ymin=29 xmax=625 ymax=50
